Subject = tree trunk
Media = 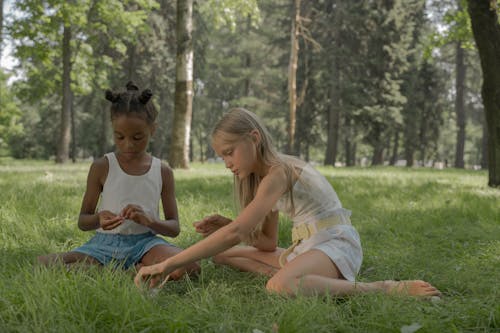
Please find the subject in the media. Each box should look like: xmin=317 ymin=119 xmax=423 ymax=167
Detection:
xmin=0 ymin=0 xmax=4 ymax=60
xmin=56 ymin=24 xmax=72 ymax=164
xmin=344 ymin=116 xmax=356 ymax=166
xmin=454 ymin=41 xmax=466 ymax=168
xmin=371 ymin=125 xmax=384 ymax=165
xmin=325 ymin=83 xmax=340 ymax=166
xmin=325 ymin=1 xmax=341 ymax=167
xmin=467 ymin=0 xmax=500 ymax=186
xmin=126 ymin=42 xmax=137 ymax=83
xmin=481 ymin=115 xmax=488 ymax=169
xmin=390 ymin=130 xmax=399 ymax=166
xmin=287 ymin=0 xmax=300 ymax=154
xmin=170 ymin=0 xmax=194 ymax=168
xmin=98 ymin=103 xmax=108 ymax=158
xmin=70 ymin=92 xmax=76 ymax=162
xmin=372 ymin=143 xmax=384 ymax=166
xmin=243 ymin=15 xmax=252 ymax=97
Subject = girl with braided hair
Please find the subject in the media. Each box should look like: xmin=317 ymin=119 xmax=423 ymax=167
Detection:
xmin=37 ymin=82 xmax=200 ymax=279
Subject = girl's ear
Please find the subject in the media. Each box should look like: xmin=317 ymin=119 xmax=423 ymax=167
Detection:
xmin=150 ymin=123 xmax=157 ymax=136
xmin=250 ymin=129 xmax=261 ymax=145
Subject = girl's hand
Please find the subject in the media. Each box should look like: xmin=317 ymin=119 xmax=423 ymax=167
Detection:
xmin=98 ymin=210 xmax=124 ymax=230
xmin=193 ymin=214 xmax=232 ymax=237
xmin=121 ymin=204 xmax=152 ymax=226
xmin=134 ymin=261 xmax=172 ymax=289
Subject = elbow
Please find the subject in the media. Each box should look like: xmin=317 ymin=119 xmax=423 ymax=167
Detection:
xmin=260 ymin=243 xmax=278 ymax=252
xmin=159 ymin=226 xmax=180 ymax=238
xmin=77 ymin=219 xmax=89 ymax=231
xmin=255 ymin=239 xmax=277 ymax=252
xmin=171 ymin=226 xmax=181 ymax=237
xmin=225 ymin=224 xmax=245 ymax=245
xmin=158 ymin=220 xmax=180 ymax=237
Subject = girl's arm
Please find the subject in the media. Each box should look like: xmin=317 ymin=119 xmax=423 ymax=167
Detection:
xmin=135 ymin=166 xmax=288 ymax=287
xmin=246 ymin=210 xmax=279 ymax=251
xmin=123 ymin=163 xmax=180 ymax=237
xmin=78 ymin=158 xmax=115 ymax=231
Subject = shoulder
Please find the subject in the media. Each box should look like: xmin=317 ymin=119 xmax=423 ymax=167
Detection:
xmin=267 ymin=164 xmax=288 ymax=182
xmin=159 ymin=160 xmax=174 ymax=183
xmin=261 ymin=164 xmax=289 ymax=194
xmin=88 ymin=156 xmax=109 ymax=184
xmin=90 ymin=156 xmax=108 ymax=173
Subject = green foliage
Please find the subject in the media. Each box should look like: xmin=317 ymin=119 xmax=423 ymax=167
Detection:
xmin=5 ymin=0 xmax=160 ymax=159
xmin=199 ymin=0 xmax=261 ymax=31
xmin=0 ymin=0 xmax=489 ymax=168
xmin=0 ymin=162 xmax=499 ymax=331
xmin=424 ymin=0 xmax=478 ymax=59
xmin=0 ymin=71 xmax=23 ymax=156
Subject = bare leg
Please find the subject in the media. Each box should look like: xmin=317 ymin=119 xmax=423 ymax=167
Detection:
xmin=213 ymin=245 xmax=284 ymax=277
xmin=37 ymin=252 xmax=101 ymax=267
xmin=138 ymin=245 xmax=200 ymax=281
xmin=266 ymin=249 xmax=441 ymax=298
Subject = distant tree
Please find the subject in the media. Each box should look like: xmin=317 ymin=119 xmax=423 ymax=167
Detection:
xmin=287 ymin=0 xmax=300 ymax=154
xmin=169 ymin=0 xmax=194 ymax=168
xmin=0 ymin=71 xmax=22 ymax=156
xmin=359 ymin=0 xmax=423 ymax=165
xmin=467 ymin=0 xmax=500 ymax=187
xmin=0 ymin=0 xmax=3 ymax=58
xmin=8 ymin=0 xmax=155 ymax=162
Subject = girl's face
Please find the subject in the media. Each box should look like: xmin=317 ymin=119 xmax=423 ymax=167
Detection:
xmin=212 ymin=132 xmax=260 ymax=179
xmin=112 ymin=115 xmax=155 ymax=160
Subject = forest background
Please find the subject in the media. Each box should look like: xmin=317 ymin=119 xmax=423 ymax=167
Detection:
xmin=0 ymin=0 xmax=499 ymax=185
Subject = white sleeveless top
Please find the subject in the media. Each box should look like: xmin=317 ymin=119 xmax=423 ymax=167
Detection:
xmin=97 ymin=152 xmax=162 ymax=235
xmin=274 ymin=162 xmax=362 ymax=281
xmin=274 ymin=163 xmax=352 ymax=226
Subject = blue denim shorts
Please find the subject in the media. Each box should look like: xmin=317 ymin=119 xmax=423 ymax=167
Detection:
xmin=73 ymin=232 xmax=173 ymax=269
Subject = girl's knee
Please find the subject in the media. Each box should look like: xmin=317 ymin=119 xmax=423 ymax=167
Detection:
xmin=266 ymin=275 xmax=296 ymax=296
xmin=213 ymin=252 xmax=228 ymax=265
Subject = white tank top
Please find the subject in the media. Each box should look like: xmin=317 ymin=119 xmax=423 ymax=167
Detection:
xmin=274 ymin=163 xmax=351 ymax=226
xmin=97 ymin=152 xmax=162 ymax=235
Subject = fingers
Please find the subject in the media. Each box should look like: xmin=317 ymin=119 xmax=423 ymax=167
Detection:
xmin=134 ymin=270 xmax=145 ymax=288
xmin=134 ymin=265 xmax=169 ymax=290
xmin=121 ymin=204 xmax=143 ymax=219
xmin=193 ymin=214 xmax=231 ymax=235
xmin=100 ymin=214 xmax=124 ymax=230
xmin=134 ymin=266 xmax=155 ymax=288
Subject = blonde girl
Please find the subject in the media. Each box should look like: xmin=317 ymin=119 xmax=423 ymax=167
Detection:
xmin=135 ymin=108 xmax=440 ymax=297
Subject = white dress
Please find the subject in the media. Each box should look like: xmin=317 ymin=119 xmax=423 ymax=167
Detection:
xmin=274 ymin=162 xmax=363 ymax=281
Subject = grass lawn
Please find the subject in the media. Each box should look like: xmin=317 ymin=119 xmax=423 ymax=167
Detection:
xmin=0 ymin=159 xmax=499 ymax=332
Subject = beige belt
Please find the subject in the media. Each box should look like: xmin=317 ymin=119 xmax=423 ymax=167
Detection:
xmin=278 ymin=214 xmax=351 ymax=267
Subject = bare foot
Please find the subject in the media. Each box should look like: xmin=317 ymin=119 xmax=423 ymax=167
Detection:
xmin=380 ymin=280 xmax=441 ymax=297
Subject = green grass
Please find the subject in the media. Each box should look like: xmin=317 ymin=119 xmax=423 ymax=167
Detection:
xmin=0 ymin=161 xmax=499 ymax=332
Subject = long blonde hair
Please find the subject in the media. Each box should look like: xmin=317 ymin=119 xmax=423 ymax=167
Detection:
xmin=212 ymin=108 xmax=295 ymax=242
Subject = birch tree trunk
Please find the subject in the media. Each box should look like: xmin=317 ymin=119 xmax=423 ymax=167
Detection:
xmin=170 ymin=0 xmax=193 ymax=168
xmin=287 ymin=0 xmax=300 ymax=154
xmin=0 ymin=0 xmax=3 ymax=60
